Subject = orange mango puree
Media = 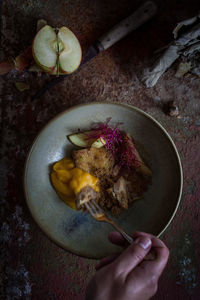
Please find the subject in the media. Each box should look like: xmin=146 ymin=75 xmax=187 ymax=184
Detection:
xmin=51 ymin=158 xmax=99 ymax=209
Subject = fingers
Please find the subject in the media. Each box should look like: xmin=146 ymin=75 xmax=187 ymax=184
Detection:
xmin=133 ymin=232 xmax=166 ymax=248
xmin=153 ymin=246 xmax=169 ymax=270
xmin=127 ymin=246 xmax=169 ymax=292
xmin=108 ymin=231 xmax=169 ymax=278
xmin=112 ymin=236 xmax=152 ymax=275
xmin=128 ymin=232 xmax=169 ymax=280
xmin=96 ymin=254 xmax=119 ymax=270
xmin=134 ymin=243 xmax=169 ymax=277
xmin=108 ymin=232 xmax=127 ymax=247
xmin=134 ymin=232 xmax=169 ymax=274
xmin=141 ymin=241 xmax=169 ymax=278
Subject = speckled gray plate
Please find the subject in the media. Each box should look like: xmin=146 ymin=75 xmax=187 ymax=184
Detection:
xmin=24 ymin=103 xmax=183 ymax=258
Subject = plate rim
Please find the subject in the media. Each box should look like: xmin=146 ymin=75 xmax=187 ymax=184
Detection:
xmin=24 ymin=102 xmax=183 ymax=258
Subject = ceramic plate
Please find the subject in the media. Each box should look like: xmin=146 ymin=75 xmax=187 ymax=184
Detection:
xmin=24 ymin=103 xmax=183 ymax=258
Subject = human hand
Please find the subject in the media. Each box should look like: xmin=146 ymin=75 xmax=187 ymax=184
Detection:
xmin=86 ymin=232 xmax=169 ymax=300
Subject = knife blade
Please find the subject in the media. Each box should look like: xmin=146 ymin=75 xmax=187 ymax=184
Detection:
xmin=31 ymin=41 xmax=104 ymax=101
xmin=32 ymin=1 xmax=157 ymax=101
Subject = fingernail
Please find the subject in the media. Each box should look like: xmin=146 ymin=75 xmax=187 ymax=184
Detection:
xmin=134 ymin=237 xmax=152 ymax=250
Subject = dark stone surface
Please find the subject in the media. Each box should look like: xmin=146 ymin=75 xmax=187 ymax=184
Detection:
xmin=1 ymin=0 xmax=200 ymax=299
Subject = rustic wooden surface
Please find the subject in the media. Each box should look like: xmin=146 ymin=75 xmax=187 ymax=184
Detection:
xmin=1 ymin=0 xmax=200 ymax=299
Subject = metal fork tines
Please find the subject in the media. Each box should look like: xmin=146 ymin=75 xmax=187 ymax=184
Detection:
xmin=84 ymin=198 xmax=104 ymax=219
xmin=84 ymin=198 xmax=156 ymax=260
xmin=84 ymin=199 xmax=133 ymax=244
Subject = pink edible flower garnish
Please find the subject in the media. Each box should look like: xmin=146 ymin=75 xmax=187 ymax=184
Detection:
xmin=87 ymin=118 xmax=140 ymax=170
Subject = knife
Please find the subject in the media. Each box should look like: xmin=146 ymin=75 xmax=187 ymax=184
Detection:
xmin=32 ymin=1 xmax=157 ymax=100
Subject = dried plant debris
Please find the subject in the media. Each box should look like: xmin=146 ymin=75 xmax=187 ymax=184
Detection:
xmin=142 ymin=13 xmax=200 ymax=87
xmin=28 ymin=64 xmax=43 ymax=75
xmin=0 ymin=60 xmax=15 ymax=75
xmin=0 ymin=47 xmax=33 ymax=75
xmin=15 ymin=82 xmax=30 ymax=91
xmin=173 ymin=14 xmax=200 ymax=39
xmin=14 ymin=47 xmax=33 ymax=71
xmin=36 ymin=19 xmax=47 ymax=32
xmin=0 ymin=20 xmax=47 ymax=76
xmin=175 ymin=62 xmax=192 ymax=78
xmin=163 ymin=101 xmax=179 ymax=117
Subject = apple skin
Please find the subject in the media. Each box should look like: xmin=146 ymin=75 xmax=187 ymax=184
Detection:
xmin=58 ymin=59 xmax=82 ymax=75
xmin=32 ymin=51 xmax=55 ymax=74
xmin=32 ymin=56 xmax=82 ymax=76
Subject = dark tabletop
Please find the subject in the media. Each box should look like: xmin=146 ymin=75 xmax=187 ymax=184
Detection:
xmin=1 ymin=0 xmax=200 ymax=299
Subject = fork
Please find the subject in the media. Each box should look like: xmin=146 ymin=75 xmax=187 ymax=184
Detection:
xmin=84 ymin=198 xmax=133 ymax=244
xmin=77 ymin=186 xmax=155 ymax=259
xmin=84 ymin=198 xmax=156 ymax=260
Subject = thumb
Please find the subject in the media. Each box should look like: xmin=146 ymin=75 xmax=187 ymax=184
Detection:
xmin=113 ymin=236 xmax=152 ymax=275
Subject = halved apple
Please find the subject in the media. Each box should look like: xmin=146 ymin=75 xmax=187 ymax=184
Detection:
xmin=32 ymin=25 xmax=82 ymax=75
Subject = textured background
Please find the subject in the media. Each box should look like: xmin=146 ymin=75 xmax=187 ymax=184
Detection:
xmin=0 ymin=0 xmax=200 ymax=299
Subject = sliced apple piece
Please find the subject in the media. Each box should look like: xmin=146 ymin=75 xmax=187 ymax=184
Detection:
xmin=32 ymin=25 xmax=58 ymax=73
xmin=67 ymin=132 xmax=94 ymax=148
xmin=58 ymin=27 xmax=82 ymax=74
xmin=91 ymin=137 xmax=106 ymax=148
xmin=67 ymin=131 xmax=105 ymax=148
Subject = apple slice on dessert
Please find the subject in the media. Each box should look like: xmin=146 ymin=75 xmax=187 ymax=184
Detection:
xmin=32 ymin=25 xmax=82 ymax=75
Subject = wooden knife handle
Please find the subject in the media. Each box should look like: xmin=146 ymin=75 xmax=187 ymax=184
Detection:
xmin=98 ymin=1 xmax=157 ymax=50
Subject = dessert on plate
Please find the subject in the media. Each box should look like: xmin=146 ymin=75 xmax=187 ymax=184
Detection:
xmin=50 ymin=119 xmax=152 ymax=215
